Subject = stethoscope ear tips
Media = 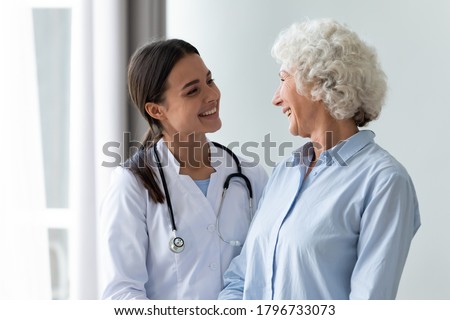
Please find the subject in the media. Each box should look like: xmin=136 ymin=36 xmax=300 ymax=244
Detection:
xmin=169 ymin=236 xmax=185 ymax=253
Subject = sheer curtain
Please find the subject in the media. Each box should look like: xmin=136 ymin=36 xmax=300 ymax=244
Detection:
xmin=0 ymin=2 xmax=51 ymax=299
xmin=65 ymin=0 xmax=166 ymax=299
xmin=68 ymin=0 xmax=99 ymax=299
xmin=90 ymin=0 xmax=165 ymax=299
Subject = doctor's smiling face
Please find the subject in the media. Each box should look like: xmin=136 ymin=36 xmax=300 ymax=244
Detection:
xmin=146 ymin=53 xmax=222 ymax=139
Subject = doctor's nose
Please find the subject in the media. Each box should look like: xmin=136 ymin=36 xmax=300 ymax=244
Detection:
xmin=272 ymin=87 xmax=282 ymax=107
xmin=206 ymin=84 xmax=221 ymax=104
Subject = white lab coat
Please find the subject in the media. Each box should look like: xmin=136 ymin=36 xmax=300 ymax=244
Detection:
xmin=100 ymin=139 xmax=268 ymax=299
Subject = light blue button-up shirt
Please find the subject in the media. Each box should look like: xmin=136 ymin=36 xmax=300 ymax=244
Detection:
xmin=219 ymin=130 xmax=421 ymax=300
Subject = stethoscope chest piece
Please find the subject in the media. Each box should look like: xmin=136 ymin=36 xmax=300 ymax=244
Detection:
xmin=169 ymin=236 xmax=185 ymax=253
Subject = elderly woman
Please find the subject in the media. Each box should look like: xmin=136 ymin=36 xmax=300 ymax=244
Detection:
xmin=219 ymin=19 xmax=421 ymax=300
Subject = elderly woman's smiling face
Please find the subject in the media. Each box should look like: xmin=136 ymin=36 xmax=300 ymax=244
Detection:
xmin=272 ymin=68 xmax=324 ymax=138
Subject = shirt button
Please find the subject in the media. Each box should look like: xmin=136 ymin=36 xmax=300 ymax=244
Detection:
xmin=209 ymin=263 xmax=217 ymax=270
xmin=207 ymin=224 xmax=215 ymax=232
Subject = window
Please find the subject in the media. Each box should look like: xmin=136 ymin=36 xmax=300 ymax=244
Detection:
xmin=2 ymin=0 xmax=135 ymax=299
xmin=0 ymin=1 xmax=74 ymax=299
xmin=32 ymin=5 xmax=72 ymax=300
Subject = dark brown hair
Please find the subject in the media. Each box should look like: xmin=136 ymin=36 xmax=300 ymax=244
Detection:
xmin=125 ymin=39 xmax=200 ymax=203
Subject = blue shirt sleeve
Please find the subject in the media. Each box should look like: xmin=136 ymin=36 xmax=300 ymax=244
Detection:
xmin=350 ymin=171 xmax=421 ymax=299
xmin=218 ymin=245 xmax=247 ymax=300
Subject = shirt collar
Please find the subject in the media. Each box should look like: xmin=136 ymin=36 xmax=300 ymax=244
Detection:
xmin=328 ymin=130 xmax=375 ymax=163
xmin=291 ymin=130 xmax=375 ymax=167
xmin=154 ymin=138 xmax=181 ymax=173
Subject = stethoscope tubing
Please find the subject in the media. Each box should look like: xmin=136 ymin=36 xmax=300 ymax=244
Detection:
xmin=212 ymin=142 xmax=253 ymax=199
xmin=152 ymin=141 xmax=253 ymax=253
xmin=153 ymin=144 xmax=177 ymax=233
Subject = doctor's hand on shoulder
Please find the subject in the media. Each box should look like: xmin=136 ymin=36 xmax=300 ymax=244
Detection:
xmin=99 ymin=39 xmax=268 ymax=300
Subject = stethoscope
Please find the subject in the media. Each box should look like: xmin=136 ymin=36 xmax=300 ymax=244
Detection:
xmin=153 ymin=142 xmax=253 ymax=254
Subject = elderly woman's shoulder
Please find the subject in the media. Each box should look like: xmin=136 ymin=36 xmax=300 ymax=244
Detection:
xmin=359 ymin=142 xmax=413 ymax=182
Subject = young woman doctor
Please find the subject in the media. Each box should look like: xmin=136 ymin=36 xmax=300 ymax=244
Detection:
xmin=100 ymin=39 xmax=268 ymax=300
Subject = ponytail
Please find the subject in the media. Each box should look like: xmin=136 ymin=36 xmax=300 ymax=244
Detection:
xmin=125 ymin=39 xmax=200 ymax=203
xmin=125 ymin=126 xmax=164 ymax=203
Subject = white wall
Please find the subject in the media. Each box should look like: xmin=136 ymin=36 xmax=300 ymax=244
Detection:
xmin=167 ymin=0 xmax=450 ymax=299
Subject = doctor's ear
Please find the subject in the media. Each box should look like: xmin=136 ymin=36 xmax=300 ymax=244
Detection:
xmin=145 ymin=102 xmax=167 ymax=121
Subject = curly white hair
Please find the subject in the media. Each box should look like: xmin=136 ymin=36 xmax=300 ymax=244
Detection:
xmin=271 ymin=19 xmax=387 ymax=126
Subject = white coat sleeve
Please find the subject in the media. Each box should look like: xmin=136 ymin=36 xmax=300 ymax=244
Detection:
xmin=100 ymin=167 xmax=150 ymax=299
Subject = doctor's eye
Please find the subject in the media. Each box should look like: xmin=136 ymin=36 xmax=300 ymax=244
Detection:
xmin=207 ymin=78 xmax=215 ymax=86
xmin=187 ymin=87 xmax=199 ymax=96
